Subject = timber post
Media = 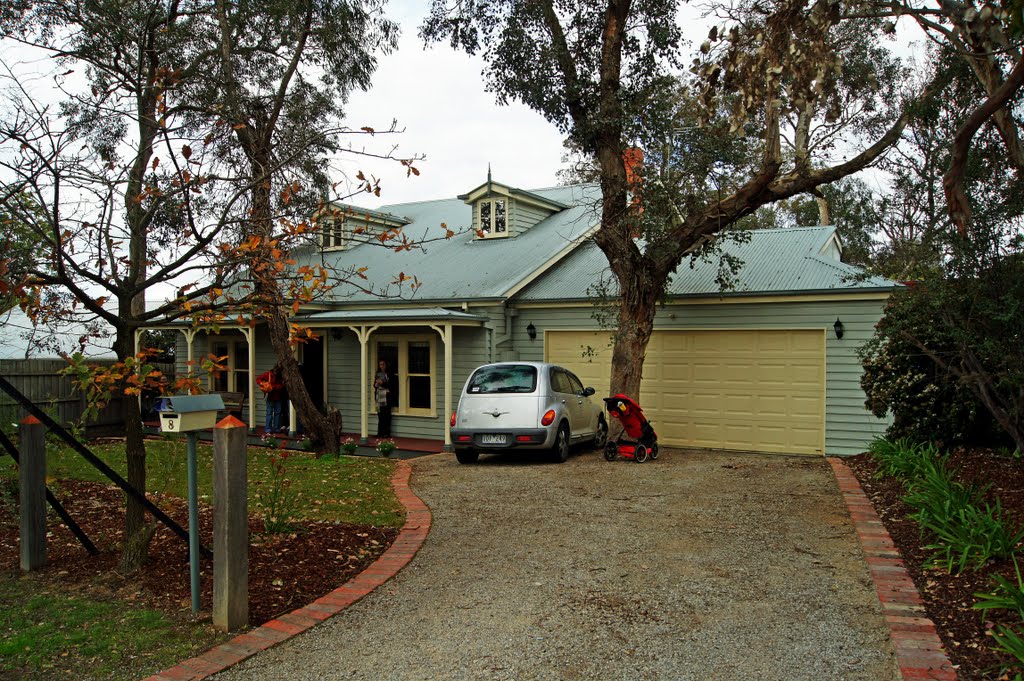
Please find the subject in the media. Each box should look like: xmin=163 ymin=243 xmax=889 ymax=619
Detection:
xmin=213 ymin=415 xmax=249 ymax=631
xmin=18 ymin=415 xmax=46 ymax=571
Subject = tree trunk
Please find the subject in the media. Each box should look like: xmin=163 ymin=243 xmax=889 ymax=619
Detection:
xmin=608 ymin=288 xmax=658 ymax=400
xmin=264 ymin=308 xmax=344 ymax=453
xmin=114 ymin=330 xmax=153 ymax=571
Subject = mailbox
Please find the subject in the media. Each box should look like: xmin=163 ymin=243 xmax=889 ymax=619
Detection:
xmin=158 ymin=394 xmax=225 ymax=433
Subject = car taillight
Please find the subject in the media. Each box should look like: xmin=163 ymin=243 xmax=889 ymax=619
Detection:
xmin=541 ymin=409 xmax=556 ymax=426
xmin=450 ymin=411 xmax=457 ymax=427
xmin=457 ymin=435 xmax=471 ymax=442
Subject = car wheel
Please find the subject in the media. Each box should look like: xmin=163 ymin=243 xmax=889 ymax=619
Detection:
xmin=593 ymin=418 xmax=608 ymax=450
xmin=456 ymin=450 xmax=479 ymax=464
xmin=635 ymin=444 xmax=649 ymax=463
xmin=603 ymin=441 xmax=618 ymax=462
xmin=650 ymin=442 xmax=659 ymax=460
xmin=552 ymin=423 xmax=570 ymax=463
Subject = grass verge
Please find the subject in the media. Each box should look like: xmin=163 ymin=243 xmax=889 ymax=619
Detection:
xmin=0 ymin=435 xmax=403 ymax=679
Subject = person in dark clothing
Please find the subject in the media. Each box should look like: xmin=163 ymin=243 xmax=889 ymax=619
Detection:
xmin=373 ymin=359 xmax=397 ymax=437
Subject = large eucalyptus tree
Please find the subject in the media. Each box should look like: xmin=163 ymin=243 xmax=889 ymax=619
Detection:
xmin=422 ymin=0 xmax=924 ymax=399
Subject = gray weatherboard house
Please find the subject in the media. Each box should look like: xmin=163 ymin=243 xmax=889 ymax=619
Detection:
xmin=170 ymin=177 xmax=895 ymax=456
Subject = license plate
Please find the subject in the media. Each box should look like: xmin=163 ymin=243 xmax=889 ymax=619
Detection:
xmin=481 ymin=434 xmax=507 ymax=445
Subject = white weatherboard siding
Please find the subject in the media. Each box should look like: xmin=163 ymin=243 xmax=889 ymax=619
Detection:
xmin=546 ymin=328 xmax=826 ymax=455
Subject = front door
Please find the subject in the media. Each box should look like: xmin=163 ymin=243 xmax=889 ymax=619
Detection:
xmin=301 ymin=337 xmax=325 ymax=413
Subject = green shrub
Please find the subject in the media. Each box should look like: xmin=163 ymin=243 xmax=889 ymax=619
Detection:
xmin=988 ymin=625 xmax=1024 ymax=674
xmin=867 ymin=438 xmax=946 ymax=482
xmin=872 ymin=437 xmax=1024 ymax=573
xmin=975 ymin=557 xmax=1024 ymax=621
xmin=858 ymin=286 xmax=1008 ymax=448
xmin=918 ymin=500 xmax=1024 ymax=573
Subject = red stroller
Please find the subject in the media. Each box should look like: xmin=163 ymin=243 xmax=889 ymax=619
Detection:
xmin=603 ymin=394 xmax=659 ymax=463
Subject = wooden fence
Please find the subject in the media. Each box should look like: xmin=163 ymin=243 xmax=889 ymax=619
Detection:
xmin=0 ymin=359 xmax=175 ymax=433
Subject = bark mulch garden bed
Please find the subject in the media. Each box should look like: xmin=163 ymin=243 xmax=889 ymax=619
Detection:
xmin=847 ymin=450 xmax=1024 ymax=680
xmin=0 ymin=478 xmax=398 ymax=633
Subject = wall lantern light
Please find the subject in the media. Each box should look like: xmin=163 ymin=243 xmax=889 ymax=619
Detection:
xmin=330 ymin=328 xmax=343 ymax=341
xmin=526 ymin=323 xmax=537 ymax=341
xmin=833 ymin=318 xmax=844 ymax=340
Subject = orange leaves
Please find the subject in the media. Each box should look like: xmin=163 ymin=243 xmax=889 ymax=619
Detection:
xmin=441 ymin=222 xmax=455 ymax=239
xmin=390 ymin=272 xmax=422 ymax=291
xmin=181 ymin=145 xmax=192 ymax=161
xmin=288 ymin=324 xmax=319 ymax=345
xmin=400 ymin=159 xmax=420 ymax=177
xmin=280 ymin=181 xmax=301 ymax=206
xmin=360 ymin=126 xmax=375 ymax=134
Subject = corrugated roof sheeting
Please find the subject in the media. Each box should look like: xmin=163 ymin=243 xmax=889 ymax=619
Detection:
xmin=517 ymin=227 xmax=896 ymax=301
xmin=293 ymin=184 xmax=602 ymax=304
xmin=296 ymin=307 xmax=486 ymax=323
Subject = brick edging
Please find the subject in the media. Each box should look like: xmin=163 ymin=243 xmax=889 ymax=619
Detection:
xmin=827 ymin=457 xmax=957 ymax=681
xmin=144 ymin=460 xmax=431 ymax=681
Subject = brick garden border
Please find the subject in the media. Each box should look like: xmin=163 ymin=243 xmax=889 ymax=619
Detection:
xmin=144 ymin=460 xmax=431 ymax=681
xmin=828 ymin=457 xmax=957 ymax=681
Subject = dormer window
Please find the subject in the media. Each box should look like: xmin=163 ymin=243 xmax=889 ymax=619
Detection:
xmin=317 ymin=204 xmax=412 ymax=252
xmin=322 ymin=219 xmax=347 ymax=250
xmin=479 ymin=198 xmax=508 ymax=238
xmin=459 ymin=174 xmax=569 ymax=241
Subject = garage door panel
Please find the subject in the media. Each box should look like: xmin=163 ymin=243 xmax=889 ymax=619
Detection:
xmin=548 ymin=328 xmax=825 ymax=456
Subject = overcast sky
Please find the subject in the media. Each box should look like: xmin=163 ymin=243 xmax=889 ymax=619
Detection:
xmin=335 ymin=2 xmax=580 ymax=208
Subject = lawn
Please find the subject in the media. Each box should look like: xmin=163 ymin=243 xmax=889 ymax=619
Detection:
xmin=0 ymin=435 xmax=404 ymax=680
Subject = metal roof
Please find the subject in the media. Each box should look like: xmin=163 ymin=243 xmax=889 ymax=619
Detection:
xmin=294 ymin=307 xmax=487 ymax=323
xmin=516 ymin=226 xmax=897 ymax=301
xmin=295 ymin=180 xmax=895 ymax=307
xmin=291 ymin=183 xmax=602 ymax=305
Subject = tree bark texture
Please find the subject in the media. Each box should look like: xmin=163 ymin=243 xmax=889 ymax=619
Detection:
xmin=114 ymin=330 xmax=151 ymax=570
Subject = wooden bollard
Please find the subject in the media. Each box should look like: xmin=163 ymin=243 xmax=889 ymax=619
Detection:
xmin=213 ymin=415 xmax=248 ymax=631
xmin=18 ymin=415 xmax=46 ymax=571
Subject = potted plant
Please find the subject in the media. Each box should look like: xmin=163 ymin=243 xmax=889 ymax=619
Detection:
xmin=375 ymin=438 xmax=397 ymax=457
xmin=340 ymin=437 xmax=359 ymax=456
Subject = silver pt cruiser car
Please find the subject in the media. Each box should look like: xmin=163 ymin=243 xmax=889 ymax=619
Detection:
xmin=450 ymin=362 xmax=608 ymax=464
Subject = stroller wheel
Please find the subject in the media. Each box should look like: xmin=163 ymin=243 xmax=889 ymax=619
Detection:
xmin=603 ymin=441 xmax=618 ymax=462
xmin=650 ymin=442 xmax=659 ymax=460
xmin=635 ymin=444 xmax=649 ymax=463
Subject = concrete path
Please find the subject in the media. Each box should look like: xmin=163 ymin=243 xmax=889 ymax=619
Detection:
xmin=216 ymin=448 xmax=900 ymax=680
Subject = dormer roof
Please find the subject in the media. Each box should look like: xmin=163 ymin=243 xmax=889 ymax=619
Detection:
xmin=457 ymin=179 xmax=570 ymax=212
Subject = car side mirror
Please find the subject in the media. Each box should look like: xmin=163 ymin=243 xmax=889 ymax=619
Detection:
xmin=583 ymin=387 xmax=596 ymax=397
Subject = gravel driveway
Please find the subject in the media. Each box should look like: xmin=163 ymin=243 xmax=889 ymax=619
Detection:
xmin=217 ymin=447 xmax=898 ymax=680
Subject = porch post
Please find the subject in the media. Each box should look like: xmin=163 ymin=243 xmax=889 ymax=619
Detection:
xmin=444 ymin=323 xmax=453 ymax=451
xmin=182 ymin=329 xmax=195 ymax=368
xmin=239 ymin=327 xmax=255 ymax=432
xmin=358 ymin=325 xmax=370 ymax=445
xmin=430 ymin=323 xmax=454 ymax=451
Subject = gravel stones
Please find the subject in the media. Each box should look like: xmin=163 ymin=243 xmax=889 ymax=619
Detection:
xmin=216 ymin=448 xmax=898 ymax=681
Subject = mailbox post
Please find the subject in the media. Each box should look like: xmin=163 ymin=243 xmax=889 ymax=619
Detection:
xmin=158 ymin=394 xmax=224 ymax=614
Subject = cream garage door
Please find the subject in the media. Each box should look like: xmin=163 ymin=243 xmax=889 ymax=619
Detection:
xmin=546 ymin=329 xmax=826 ymax=455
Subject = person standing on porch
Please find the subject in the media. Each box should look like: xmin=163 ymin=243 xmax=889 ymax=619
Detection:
xmin=374 ymin=359 xmax=396 ymax=438
xmin=257 ymin=364 xmax=285 ymax=434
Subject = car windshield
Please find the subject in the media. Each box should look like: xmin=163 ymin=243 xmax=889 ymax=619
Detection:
xmin=467 ymin=365 xmax=538 ymax=394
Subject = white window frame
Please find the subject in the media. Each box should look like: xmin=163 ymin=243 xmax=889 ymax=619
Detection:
xmin=207 ymin=334 xmax=249 ymax=393
xmin=371 ymin=333 xmax=437 ymax=417
xmin=321 ymin=218 xmax=347 ymax=250
xmin=477 ymin=197 xmax=510 ymax=239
